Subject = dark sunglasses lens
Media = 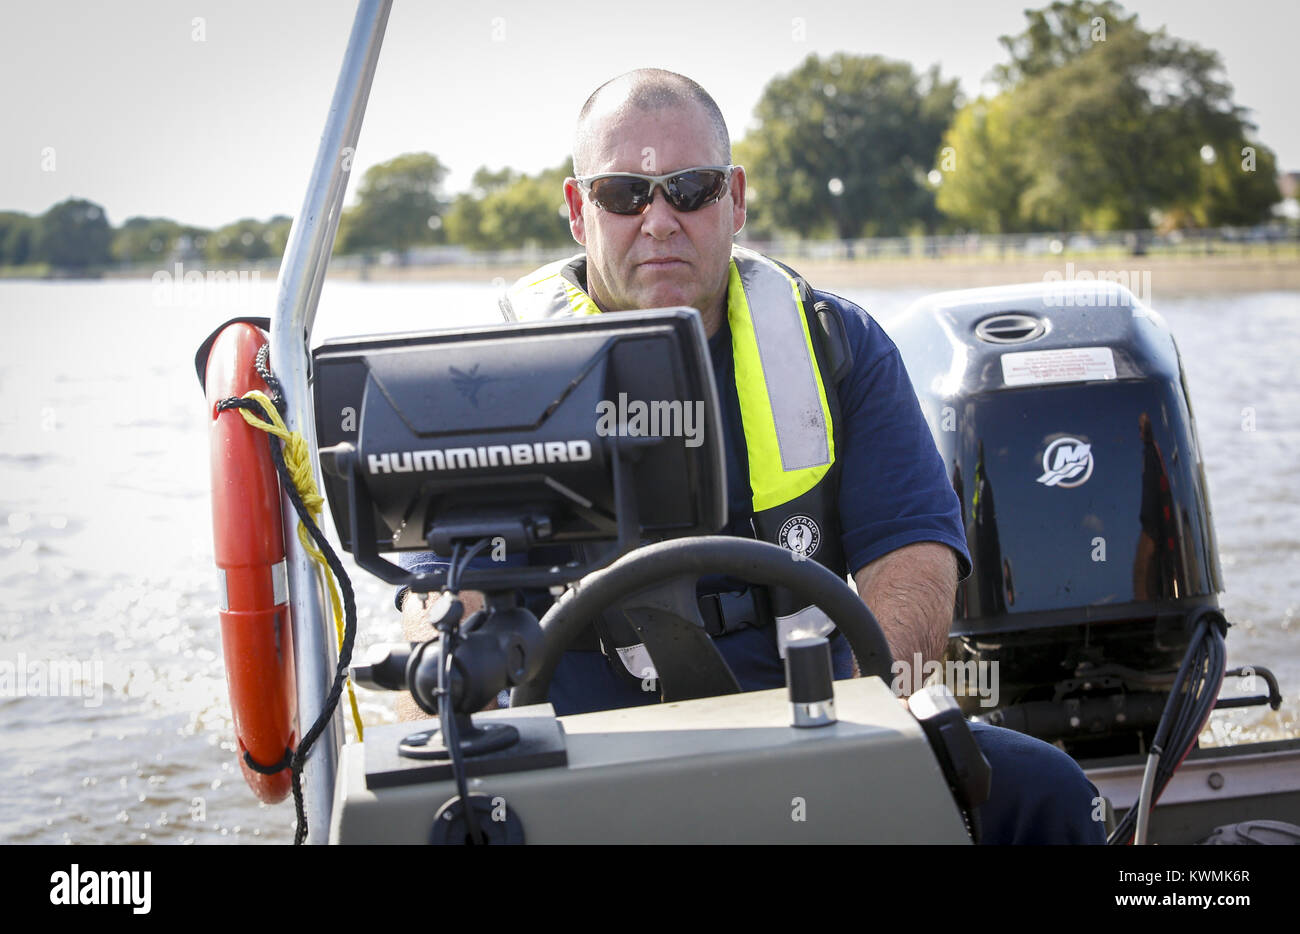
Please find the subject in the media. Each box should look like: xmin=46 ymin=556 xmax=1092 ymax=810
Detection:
xmin=665 ymin=170 xmax=727 ymax=211
xmin=589 ymin=177 xmax=650 ymax=214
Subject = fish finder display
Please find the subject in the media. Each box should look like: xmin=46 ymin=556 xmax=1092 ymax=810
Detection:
xmin=312 ymin=308 xmax=727 ymax=593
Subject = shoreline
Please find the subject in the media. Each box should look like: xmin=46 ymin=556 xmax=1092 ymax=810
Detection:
xmin=30 ymin=253 xmax=1300 ymax=294
xmin=321 ymin=254 xmax=1300 ymax=294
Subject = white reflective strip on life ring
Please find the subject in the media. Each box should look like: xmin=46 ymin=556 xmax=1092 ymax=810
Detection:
xmin=271 ymin=559 xmax=288 ymax=607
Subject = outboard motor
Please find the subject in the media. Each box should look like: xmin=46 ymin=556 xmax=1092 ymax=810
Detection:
xmin=889 ymin=280 xmax=1224 ymax=757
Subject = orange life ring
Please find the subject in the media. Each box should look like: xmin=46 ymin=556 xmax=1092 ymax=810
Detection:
xmin=203 ymin=323 xmax=298 ymax=804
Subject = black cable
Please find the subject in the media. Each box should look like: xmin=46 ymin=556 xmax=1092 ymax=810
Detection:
xmin=438 ymin=539 xmax=493 ymax=845
xmin=1108 ymin=607 xmax=1228 ymax=845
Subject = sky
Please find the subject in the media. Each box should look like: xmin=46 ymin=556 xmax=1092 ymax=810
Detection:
xmin=2 ymin=0 xmax=1296 ymax=229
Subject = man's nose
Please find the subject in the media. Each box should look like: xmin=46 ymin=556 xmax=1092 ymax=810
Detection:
xmin=640 ymin=185 xmax=682 ymax=238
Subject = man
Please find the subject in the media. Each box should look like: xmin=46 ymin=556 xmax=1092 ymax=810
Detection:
xmin=400 ymin=69 xmax=1104 ymax=844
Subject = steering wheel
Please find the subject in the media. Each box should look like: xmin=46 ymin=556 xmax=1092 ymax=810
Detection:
xmin=510 ymin=536 xmax=894 ymax=707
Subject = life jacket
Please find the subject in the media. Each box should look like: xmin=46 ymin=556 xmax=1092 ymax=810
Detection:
xmin=502 ymin=245 xmax=855 ymax=675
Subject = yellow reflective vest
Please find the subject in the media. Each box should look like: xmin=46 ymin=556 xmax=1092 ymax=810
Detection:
xmin=502 ymin=246 xmax=853 ymax=666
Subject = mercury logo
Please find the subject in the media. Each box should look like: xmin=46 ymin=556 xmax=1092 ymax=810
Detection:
xmin=778 ymin=515 xmax=821 ymax=557
xmin=368 ymin=439 xmax=592 ymax=474
xmin=1037 ymin=437 xmax=1094 ymax=488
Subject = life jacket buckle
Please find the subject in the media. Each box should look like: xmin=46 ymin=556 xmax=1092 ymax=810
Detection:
xmin=698 ymin=589 xmax=769 ymax=636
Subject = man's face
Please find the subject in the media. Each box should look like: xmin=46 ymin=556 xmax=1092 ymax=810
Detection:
xmin=564 ymin=103 xmax=746 ymax=325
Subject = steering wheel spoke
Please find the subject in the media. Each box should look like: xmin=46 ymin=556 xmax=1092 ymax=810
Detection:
xmin=613 ymin=575 xmax=741 ymax=702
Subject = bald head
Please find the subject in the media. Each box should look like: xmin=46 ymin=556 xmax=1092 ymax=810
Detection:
xmin=573 ymin=69 xmax=731 ymax=177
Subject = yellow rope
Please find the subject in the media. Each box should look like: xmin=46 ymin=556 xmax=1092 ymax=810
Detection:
xmin=236 ymin=389 xmax=365 ymax=743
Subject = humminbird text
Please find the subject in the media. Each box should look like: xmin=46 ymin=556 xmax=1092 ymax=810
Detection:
xmin=50 ymin=865 xmax=152 ymax=914
xmin=368 ymin=440 xmax=593 ymax=474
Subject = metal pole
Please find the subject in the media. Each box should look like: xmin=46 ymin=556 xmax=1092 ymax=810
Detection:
xmin=271 ymin=0 xmax=391 ymax=844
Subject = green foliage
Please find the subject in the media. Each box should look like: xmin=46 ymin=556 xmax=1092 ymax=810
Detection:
xmin=739 ymin=53 xmax=960 ymax=238
xmin=934 ymin=96 xmax=1034 ymax=232
xmin=732 ymin=137 xmax=779 ymax=240
xmin=112 ymin=216 xmax=185 ymax=264
xmin=0 ymin=211 xmax=37 ymax=266
xmin=1186 ymin=141 xmax=1281 ymax=227
xmin=337 ymin=152 xmax=450 ymax=254
xmin=992 ymin=0 xmax=1129 ymax=86
xmin=444 ymin=159 xmax=573 ymax=251
xmin=204 ymin=216 xmax=291 ymax=263
xmin=36 ymin=198 xmax=112 ymax=269
xmin=939 ymin=0 xmax=1280 ymax=232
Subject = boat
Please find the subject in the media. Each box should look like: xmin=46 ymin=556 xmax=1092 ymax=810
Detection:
xmin=196 ymin=0 xmax=1300 ymax=845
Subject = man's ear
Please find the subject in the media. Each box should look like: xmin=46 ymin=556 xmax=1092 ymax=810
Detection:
xmin=730 ymin=165 xmax=747 ymax=236
xmin=564 ymin=178 xmax=587 ymax=246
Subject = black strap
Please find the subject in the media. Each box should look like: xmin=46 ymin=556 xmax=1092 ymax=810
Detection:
xmin=697 ymin=589 xmax=769 ymax=636
xmin=243 ymin=746 xmax=293 ymax=775
xmin=193 ymin=316 xmax=272 ymax=392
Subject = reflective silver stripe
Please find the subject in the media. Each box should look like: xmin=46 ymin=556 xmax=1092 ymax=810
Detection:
xmin=217 ymin=561 xmax=290 ymax=610
xmin=792 ymin=699 xmax=837 ymax=728
xmin=775 ymin=605 xmax=836 ymax=659
xmin=615 ymin=643 xmax=657 ymax=682
xmin=733 ymin=247 xmax=829 ymax=471
xmin=271 ymin=559 xmax=289 ymax=606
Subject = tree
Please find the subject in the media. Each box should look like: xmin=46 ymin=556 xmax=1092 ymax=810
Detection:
xmin=732 ymin=137 xmax=780 ymax=240
xmin=204 ymin=217 xmax=289 ymax=263
xmin=262 ymin=215 xmax=293 ymax=256
xmin=442 ymin=165 xmax=519 ymax=250
xmin=1186 ymin=140 xmax=1281 ymax=228
xmin=337 ymin=152 xmax=449 ymax=255
xmin=36 ymin=198 xmax=112 ymax=270
xmin=0 ymin=212 xmax=37 ymax=266
xmin=934 ymin=95 xmax=1034 ymax=233
xmin=112 ymin=216 xmax=184 ymax=264
xmin=445 ymin=160 xmax=573 ymax=251
xmin=938 ymin=1 xmax=1280 ymax=233
xmin=992 ymin=0 xmax=1128 ymax=86
xmin=739 ymin=53 xmax=960 ymax=238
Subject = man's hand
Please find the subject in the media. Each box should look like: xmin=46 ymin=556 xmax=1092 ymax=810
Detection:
xmin=395 ymin=589 xmax=488 ymax=721
xmin=851 ymin=541 xmax=957 ymax=691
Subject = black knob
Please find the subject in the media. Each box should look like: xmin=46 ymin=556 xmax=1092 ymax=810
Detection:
xmin=785 ymin=636 xmax=836 ymax=727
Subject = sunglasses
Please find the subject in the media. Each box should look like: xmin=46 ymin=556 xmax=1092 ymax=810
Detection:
xmin=574 ymin=165 xmax=736 ymax=215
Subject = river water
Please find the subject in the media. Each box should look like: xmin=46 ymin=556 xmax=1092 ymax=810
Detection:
xmin=0 ymin=277 xmax=1295 ymax=844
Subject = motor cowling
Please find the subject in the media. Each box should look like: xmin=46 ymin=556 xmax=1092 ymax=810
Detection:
xmin=888 ymin=281 xmax=1223 ymax=752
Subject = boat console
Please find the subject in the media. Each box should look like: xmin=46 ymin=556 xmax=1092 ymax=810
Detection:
xmin=310 ymin=307 xmax=990 ymax=844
